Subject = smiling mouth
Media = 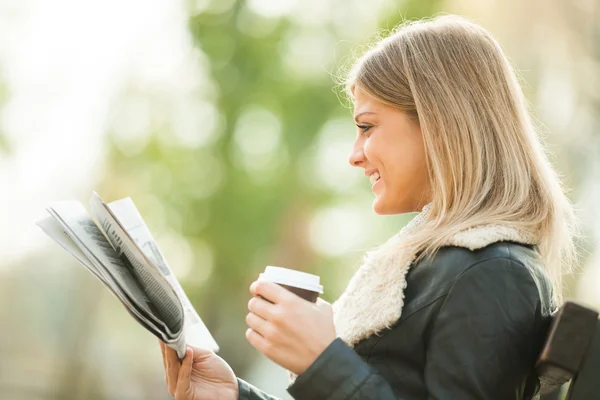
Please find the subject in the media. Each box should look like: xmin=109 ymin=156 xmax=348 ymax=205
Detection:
xmin=369 ymin=172 xmax=381 ymax=186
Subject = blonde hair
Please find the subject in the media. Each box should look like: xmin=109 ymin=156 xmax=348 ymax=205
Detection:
xmin=343 ymin=14 xmax=579 ymax=305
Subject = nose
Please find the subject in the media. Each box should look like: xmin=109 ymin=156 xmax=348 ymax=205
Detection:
xmin=348 ymin=139 xmax=365 ymax=167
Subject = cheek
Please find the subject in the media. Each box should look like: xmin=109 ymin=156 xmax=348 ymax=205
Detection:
xmin=363 ymin=138 xmax=386 ymax=168
xmin=382 ymin=141 xmax=427 ymax=190
xmin=363 ymin=131 xmax=427 ymax=188
xmin=362 ymin=140 xmax=375 ymax=161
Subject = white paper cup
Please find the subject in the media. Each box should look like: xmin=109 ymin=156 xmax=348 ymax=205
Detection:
xmin=258 ymin=266 xmax=323 ymax=303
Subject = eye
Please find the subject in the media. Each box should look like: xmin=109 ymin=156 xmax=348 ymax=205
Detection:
xmin=356 ymin=124 xmax=372 ymax=134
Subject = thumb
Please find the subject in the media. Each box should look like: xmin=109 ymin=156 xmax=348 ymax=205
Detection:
xmin=187 ymin=344 xmax=215 ymax=360
xmin=316 ymin=297 xmax=332 ymax=311
xmin=316 ymin=298 xmax=335 ymax=322
xmin=175 ymin=347 xmax=193 ymax=400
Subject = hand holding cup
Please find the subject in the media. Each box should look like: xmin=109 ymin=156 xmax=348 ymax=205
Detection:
xmin=245 ymin=267 xmax=337 ymax=375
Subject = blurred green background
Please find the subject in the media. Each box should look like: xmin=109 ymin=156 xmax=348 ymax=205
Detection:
xmin=0 ymin=0 xmax=599 ymax=399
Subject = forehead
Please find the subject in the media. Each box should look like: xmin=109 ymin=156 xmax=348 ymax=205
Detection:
xmin=352 ymin=89 xmax=387 ymax=117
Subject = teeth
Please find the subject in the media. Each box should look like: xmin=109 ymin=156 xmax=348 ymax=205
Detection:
xmin=369 ymin=172 xmax=380 ymax=185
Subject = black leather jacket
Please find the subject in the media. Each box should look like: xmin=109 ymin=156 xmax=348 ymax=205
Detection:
xmin=238 ymin=241 xmax=555 ymax=400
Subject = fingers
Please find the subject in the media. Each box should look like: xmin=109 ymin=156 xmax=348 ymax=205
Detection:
xmin=165 ymin=345 xmax=181 ymax=397
xmin=246 ymin=328 xmax=269 ymax=354
xmin=159 ymin=340 xmax=167 ymax=382
xmin=175 ymin=347 xmax=193 ymax=400
xmin=250 ymin=281 xmax=294 ymax=304
xmin=245 ymin=311 xmax=269 ymax=337
xmin=247 ymin=295 xmax=278 ymax=320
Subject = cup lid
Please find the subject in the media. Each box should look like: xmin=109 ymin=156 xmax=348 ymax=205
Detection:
xmin=258 ymin=266 xmax=323 ymax=294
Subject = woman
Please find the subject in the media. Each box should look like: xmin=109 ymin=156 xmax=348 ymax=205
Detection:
xmin=159 ymin=14 xmax=578 ymax=400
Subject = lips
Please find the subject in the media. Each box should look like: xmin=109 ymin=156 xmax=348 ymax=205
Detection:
xmin=369 ymin=172 xmax=380 ymax=186
xmin=364 ymin=169 xmax=382 ymax=190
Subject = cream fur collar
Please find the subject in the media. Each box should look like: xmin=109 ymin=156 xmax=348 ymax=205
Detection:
xmin=331 ymin=203 xmax=540 ymax=347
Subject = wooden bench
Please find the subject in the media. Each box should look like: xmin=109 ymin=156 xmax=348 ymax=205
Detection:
xmin=536 ymin=301 xmax=599 ymax=399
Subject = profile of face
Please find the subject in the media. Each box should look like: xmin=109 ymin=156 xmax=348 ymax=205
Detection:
xmin=349 ymin=86 xmax=432 ymax=215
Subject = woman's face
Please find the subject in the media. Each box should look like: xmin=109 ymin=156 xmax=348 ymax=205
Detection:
xmin=349 ymin=86 xmax=432 ymax=214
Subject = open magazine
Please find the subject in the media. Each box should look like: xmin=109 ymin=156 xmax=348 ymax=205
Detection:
xmin=36 ymin=192 xmax=219 ymax=359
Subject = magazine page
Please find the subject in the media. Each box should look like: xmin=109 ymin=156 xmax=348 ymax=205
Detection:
xmin=37 ymin=216 xmax=109 ymax=285
xmin=36 ymin=215 xmax=174 ymax=338
xmin=90 ymin=192 xmax=184 ymax=336
xmin=43 ymin=201 xmax=185 ymax=355
xmin=106 ymin=195 xmax=219 ymax=352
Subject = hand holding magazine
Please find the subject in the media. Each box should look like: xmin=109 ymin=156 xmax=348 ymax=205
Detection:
xmin=36 ymin=192 xmax=218 ymax=359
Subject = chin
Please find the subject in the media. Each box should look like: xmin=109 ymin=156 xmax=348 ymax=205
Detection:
xmin=372 ymin=195 xmax=413 ymax=215
xmin=373 ymin=197 xmax=395 ymax=215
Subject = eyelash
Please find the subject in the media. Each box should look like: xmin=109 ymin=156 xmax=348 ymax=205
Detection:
xmin=356 ymin=124 xmax=372 ymax=134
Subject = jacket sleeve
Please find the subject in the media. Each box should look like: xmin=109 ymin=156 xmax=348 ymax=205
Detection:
xmin=238 ymin=378 xmax=281 ymax=400
xmin=286 ymin=257 xmax=542 ymax=400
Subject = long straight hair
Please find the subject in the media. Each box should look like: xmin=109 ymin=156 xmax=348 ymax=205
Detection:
xmin=343 ymin=14 xmax=579 ymax=304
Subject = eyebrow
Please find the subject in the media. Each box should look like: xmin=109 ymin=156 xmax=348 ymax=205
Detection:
xmin=353 ymin=111 xmax=376 ymax=122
